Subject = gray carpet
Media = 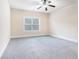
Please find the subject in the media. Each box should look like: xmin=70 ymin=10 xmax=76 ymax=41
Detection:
xmin=1 ymin=36 xmax=78 ymax=59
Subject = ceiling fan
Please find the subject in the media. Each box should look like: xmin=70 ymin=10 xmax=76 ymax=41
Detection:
xmin=37 ymin=0 xmax=56 ymax=11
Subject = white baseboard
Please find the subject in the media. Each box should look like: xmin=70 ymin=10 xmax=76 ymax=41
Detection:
xmin=11 ymin=34 xmax=49 ymax=39
xmin=11 ymin=34 xmax=78 ymax=43
xmin=50 ymin=35 xmax=78 ymax=43
xmin=0 ymin=39 xmax=10 ymax=58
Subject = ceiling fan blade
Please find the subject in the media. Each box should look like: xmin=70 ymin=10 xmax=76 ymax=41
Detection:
xmin=44 ymin=0 xmax=46 ymax=2
xmin=45 ymin=7 xmax=48 ymax=11
xmin=48 ymin=5 xmax=56 ymax=8
xmin=37 ymin=6 xmax=42 ymax=9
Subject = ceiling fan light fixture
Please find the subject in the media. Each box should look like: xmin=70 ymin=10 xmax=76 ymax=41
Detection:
xmin=43 ymin=5 xmax=47 ymax=7
xmin=48 ymin=1 xmax=51 ymax=3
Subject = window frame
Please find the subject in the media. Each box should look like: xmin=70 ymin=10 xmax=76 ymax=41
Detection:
xmin=23 ymin=16 xmax=40 ymax=32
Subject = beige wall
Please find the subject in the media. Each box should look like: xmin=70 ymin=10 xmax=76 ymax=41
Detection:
xmin=11 ymin=4 xmax=78 ymax=43
xmin=0 ymin=0 xmax=10 ymax=58
xmin=49 ymin=4 xmax=78 ymax=42
xmin=11 ymin=8 xmax=49 ymax=37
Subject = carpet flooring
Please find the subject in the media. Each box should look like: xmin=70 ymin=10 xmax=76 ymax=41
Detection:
xmin=1 ymin=36 xmax=78 ymax=59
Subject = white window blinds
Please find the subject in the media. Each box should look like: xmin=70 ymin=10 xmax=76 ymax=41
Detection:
xmin=23 ymin=17 xmax=39 ymax=32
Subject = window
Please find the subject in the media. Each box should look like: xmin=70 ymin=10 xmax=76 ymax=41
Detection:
xmin=23 ymin=16 xmax=40 ymax=32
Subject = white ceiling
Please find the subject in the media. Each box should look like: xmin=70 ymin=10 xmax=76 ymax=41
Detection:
xmin=9 ymin=0 xmax=77 ymax=13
